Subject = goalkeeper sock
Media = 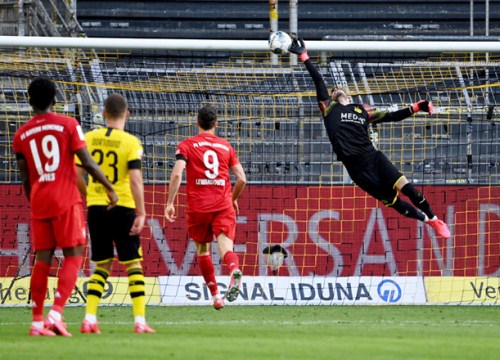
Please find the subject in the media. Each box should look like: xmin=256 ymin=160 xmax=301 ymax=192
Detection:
xmin=389 ymin=198 xmax=426 ymax=222
xmin=197 ymin=254 xmax=219 ymax=296
xmin=401 ymin=183 xmax=436 ymax=220
xmin=223 ymin=251 xmax=240 ymax=274
xmin=52 ymin=256 xmax=83 ymax=314
xmin=30 ymin=261 xmax=51 ymax=322
xmin=127 ymin=264 xmax=146 ymax=318
xmin=85 ymin=266 xmax=110 ymax=317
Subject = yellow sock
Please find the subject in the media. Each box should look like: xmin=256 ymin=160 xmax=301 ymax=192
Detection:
xmin=127 ymin=265 xmax=146 ymax=318
xmin=85 ymin=267 xmax=109 ymax=316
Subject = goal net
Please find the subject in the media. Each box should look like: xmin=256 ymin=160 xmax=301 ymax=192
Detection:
xmin=0 ymin=39 xmax=498 ymax=306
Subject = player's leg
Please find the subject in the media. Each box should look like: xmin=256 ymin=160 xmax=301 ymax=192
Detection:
xmin=187 ymin=211 xmax=223 ymax=309
xmin=82 ymin=206 xmax=114 ymax=333
xmin=81 ymin=260 xmax=112 ymax=334
xmin=395 ymin=177 xmax=451 ymax=238
xmin=375 ymin=153 xmax=450 ymax=237
xmin=195 ymin=241 xmax=224 ymax=310
xmin=41 ymin=245 xmax=82 ymax=337
xmin=218 ymin=231 xmax=241 ymax=275
xmin=124 ymin=262 xmax=155 ymax=333
xmin=30 ymin=252 xmax=55 ymax=336
xmin=28 ymin=219 xmax=56 ymax=336
xmin=345 ymin=160 xmax=424 ymax=221
xmin=395 ymin=176 xmax=436 ymax=219
xmin=114 ymin=206 xmax=155 ymax=333
xmin=52 ymin=245 xmax=84 ymax=318
xmin=29 ymin=226 xmax=57 ymax=336
xmin=213 ymin=207 xmax=242 ymax=302
xmin=45 ymin=203 xmax=86 ymax=336
xmin=44 ymin=245 xmax=83 ymax=337
xmin=218 ymin=232 xmax=242 ymax=302
xmin=388 ymin=197 xmax=426 ymax=221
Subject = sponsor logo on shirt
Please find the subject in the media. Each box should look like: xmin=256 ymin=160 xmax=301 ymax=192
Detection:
xmin=340 ymin=112 xmax=366 ymax=125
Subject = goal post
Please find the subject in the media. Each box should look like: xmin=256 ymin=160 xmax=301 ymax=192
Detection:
xmin=1 ymin=35 xmax=500 ymax=52
xmin=0 ymin=36 xmax=498 ymax=306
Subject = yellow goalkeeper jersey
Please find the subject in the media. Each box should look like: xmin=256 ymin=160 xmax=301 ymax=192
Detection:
xmin=77 ymin=127 xmax=143 ymax=209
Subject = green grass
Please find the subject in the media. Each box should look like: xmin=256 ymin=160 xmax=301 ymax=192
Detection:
xmin=0 ymin=306 xmax=498 ymax=360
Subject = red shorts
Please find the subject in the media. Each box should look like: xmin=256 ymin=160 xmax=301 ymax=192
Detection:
xmin=186 ymin=206 xmax=236 ymax=244
xmin=31 ymin=203 xmax=86 ymax=251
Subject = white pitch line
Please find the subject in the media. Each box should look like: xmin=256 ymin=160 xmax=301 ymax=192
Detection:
xmin=1 ymin=319 xmax=498 ymax=327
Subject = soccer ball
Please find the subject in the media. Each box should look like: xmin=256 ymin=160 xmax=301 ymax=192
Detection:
xmin=268 ymin=31 xmax=292 ymax=55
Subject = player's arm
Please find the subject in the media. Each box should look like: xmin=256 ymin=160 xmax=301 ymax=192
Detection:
xmin=289 ymin=37 xmax=330 ymax=109
xmin=164 ymin=158 xmax=186 ymax=222
xmin=230 ymin=163 xmax=247 ymax=214
xmin=75 ymin=147 xmax=118 ymax=207
xmin=367 ymin=100 xmax=434 ymax=124
xmin=15 ymin=155 xmax=31 ymax=201
xmin=76 ymin=166 xmax=87 ymax=198
xmin=129 ymin=168 xmax=145 ymax=235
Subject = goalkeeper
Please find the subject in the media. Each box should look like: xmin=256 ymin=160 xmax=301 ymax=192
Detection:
xmin=289 ymin=36 xmax=450 ymax=238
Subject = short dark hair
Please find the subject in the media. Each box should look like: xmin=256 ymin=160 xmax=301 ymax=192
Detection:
xmin=104 ymin=93 xmax=128 ymax=119
xmin=197 ymin=105 xmax=217 ymax=130
xmin=28 ymin=77 xmax=56 ymax=111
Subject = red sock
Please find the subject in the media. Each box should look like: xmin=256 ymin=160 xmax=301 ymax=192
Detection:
xmin=30 ymin=261 xmax=51 ymax=321
xmin=52 ymin=256 xmax=83 ymax=314
xmin=197 ymin=254 xmax=218 ymax=296
xmin=223 ymin=251 xmax=240 ymax=274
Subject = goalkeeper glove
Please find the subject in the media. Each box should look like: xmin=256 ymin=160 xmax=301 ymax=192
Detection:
xmin=289 ymin=36 xmax=309 ymax=62
xmin=412 ymin=100 xmax=434 ymax=115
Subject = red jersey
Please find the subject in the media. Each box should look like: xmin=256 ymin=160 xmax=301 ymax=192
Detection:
xmin=12 ymin=113 xmax=87 ymax=219
xmin=176 ymin=133 xmax=240 ymax=213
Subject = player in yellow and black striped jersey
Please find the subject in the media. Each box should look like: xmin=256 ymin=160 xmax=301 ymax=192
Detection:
xmin=76 ymin=94 xmax=155 ymax=334
xmin=82 ymin=127 xmax=142 ymax=209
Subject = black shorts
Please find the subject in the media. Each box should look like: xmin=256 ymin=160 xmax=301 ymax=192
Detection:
xmin=87 ymin=205 xmax=142 ymax=264
xmin=344 ymin=151 xmax=403 ymax=205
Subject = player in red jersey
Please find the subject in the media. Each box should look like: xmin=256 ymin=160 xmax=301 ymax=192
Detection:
xmin=165 ymin=105 xmax=247 ymax=310
xmin=12 ymin=77 xmax=118 ymax=336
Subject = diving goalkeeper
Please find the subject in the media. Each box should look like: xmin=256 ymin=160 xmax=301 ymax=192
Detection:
xmin=289 ymin=37 xmax=450 ymax=238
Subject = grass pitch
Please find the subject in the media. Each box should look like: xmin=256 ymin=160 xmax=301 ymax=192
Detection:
xmin=0 ymin=306 xmax=498 ymax=360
